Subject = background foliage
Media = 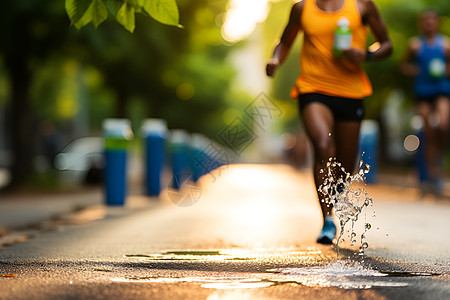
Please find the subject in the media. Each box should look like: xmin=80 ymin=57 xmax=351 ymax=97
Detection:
xmin=2 ymin=0 xmax=450 ymax=188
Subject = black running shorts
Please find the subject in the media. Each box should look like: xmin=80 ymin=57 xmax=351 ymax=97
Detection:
xmin=298 ymin=93 xmax=364 ymax=121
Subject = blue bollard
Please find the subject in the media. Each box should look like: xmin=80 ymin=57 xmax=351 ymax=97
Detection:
xmin=359 ymin=120 xmax=379 ymax=184
xmin=170 ymin=130 xmax=191 ymax=189
xmin=190 ymin=133 xmax=210 ymax=182
xmin=141 ymin=119 xmax=167 ymax=197
xmin=103 ymin=119 xmax=133 ymax=206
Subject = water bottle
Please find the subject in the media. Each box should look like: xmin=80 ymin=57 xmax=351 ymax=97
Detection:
xmin=334 ymin=17 xmax=352 ymax=57
xmin=429 ymin=58 xmax=446 ymax=79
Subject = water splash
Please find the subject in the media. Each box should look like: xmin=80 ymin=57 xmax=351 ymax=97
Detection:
xmin=318 ymin=158 xmax=373 ymax=259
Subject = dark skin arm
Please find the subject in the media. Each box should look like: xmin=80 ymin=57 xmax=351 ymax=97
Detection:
xmin=266 ymin=0 xmax=393 ymax=77
xmin=446 ymin=37 xmax=450 ymax=77
xmin=266 ymin=1 xmax=303 ymax=77
xmin=344 ymin=0 xmax=393 ymax=62
xmin=400 ymin=37 xmax=421 ymax=77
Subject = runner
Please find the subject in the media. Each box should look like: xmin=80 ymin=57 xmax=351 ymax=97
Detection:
xmin=401 ymin=9 xmax=450 ymax=194
xmin=266 ymin=0 xmax=392 ymax=244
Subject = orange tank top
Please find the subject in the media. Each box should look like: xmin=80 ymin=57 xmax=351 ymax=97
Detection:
xmin=290 ymin=0 xmax=373 ymax=99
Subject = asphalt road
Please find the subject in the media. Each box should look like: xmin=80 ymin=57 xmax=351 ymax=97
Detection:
xmin=0 ymin=164 xmax=449 ymax=299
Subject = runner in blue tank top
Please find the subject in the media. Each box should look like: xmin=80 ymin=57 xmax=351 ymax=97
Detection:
xmin=414 ymin=34 xmax=450 ymax=98
xmin=402 ymin=9 xmax=450 ymax=194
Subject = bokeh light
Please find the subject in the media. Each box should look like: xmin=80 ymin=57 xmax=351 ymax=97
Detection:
xmin=221 ymin=0 xmax=271 ymax=43
xmin=176 ymin=83 xmax=195 ymax=101
xmin=404 ymin=134 xmax=420 ymax=152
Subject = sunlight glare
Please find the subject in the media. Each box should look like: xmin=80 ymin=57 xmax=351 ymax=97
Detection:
xmin=222 ymin=0 xmax=271 ymax=43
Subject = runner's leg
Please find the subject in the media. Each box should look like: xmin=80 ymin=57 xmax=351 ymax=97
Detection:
xmin=417 ymin=101 xmax=439 ymax=179
xmin=434 ymin=95 xmax=450 ymax=150
xmin=334 ymin=120 xmax=362 ymax=178
xmin=301 ymin=102 xmax=335 ymax=219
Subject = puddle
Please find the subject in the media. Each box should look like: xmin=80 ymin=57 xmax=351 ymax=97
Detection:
xmin=110 ymin=260 xmax=415 ymax=291
xmin=125 ymin=248 xmax=324 ymax=262
xmin=201 ymin=281 xmax=274 ymax=289
xmin=381 ymin=271 xmax=437 ymax=277
xmin=268 ymin=260 xmax=385 ymax=277
xmin=120 ymin=249 xmax=442 ymax=290
xmin=111 ymin=259 xmax=422 ymax=290
xmin=110 ymin=276 xmax=276 ymax=289
xmin=266 ymin=260 xmax=411 ymax=289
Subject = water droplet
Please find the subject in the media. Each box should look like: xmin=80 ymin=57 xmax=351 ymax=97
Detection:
xmin=328 ymin=132 xmax=332 ymax=136
xmin=364 ymin=164 xmax=370 ymax=174
xmin=365 ymin=223 xmax=371 ymax=230
xmin=361 ymin=242 xmax=368 ymax=249
xmin=345 ymin=172 xmax=351 ymax=181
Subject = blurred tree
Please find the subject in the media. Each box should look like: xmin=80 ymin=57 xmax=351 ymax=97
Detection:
xmin=68 ymin=0 xmax=234 ymax=135
xmin=0 ymin=0 xmax=236 ymax=189
xmin=0 ymin=1 xmax=71 ymax=188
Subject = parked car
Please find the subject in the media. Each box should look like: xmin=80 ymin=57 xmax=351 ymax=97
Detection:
xmin=54 ymin=137 xmax=104 ymax=185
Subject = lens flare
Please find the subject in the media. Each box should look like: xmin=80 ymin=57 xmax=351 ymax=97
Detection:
xmin=404 ymin=135 xmax=420 ymax=152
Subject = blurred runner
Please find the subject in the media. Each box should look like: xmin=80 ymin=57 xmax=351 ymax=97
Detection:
xmin=401 ymin=9 xmax=450 ymax=195
xmin=266 ymin=0 xmax=392 ymax=244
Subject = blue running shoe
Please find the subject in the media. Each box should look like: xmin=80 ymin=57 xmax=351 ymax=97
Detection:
xmin=317 ymin=216 xmax=336 ymax=244
xmin=336 ymin=182 xmax=345 ymax=194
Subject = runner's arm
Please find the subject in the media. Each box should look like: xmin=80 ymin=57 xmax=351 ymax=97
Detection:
xmin=266 ymin=2 xmax=303 ymax=77
xmin=344 ymin=0 xmax=392 ymax=63
xmin=444 ymin=36 xmax=450 ymax=77
xmin=400 ymin=38 xmax=420 ymax=77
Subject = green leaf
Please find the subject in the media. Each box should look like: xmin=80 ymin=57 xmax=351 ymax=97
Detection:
xmin=91 ymin=0 xmax=109 ymax=28
xmin=125 ymin=0 xmax=144 ymax=6
xmin=67 ymin=0 xmax=108 ymax=29
xmin=144 ymin=0 xmax=180 ymax=27
xmin=65 ymin=0 xmax=92 ymax=26
xmin=104 ymin=0 xmax=122 ymax=17
xmin=116 ymin=2 xmax=136 ymax=32
xmin=66 ymin=0 xmax=180 ymax=31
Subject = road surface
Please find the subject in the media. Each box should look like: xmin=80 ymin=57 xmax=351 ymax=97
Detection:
xmin=0 ymin=164 xmax=449 ymax=299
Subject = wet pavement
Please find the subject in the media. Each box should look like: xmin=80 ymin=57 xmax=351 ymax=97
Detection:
xmin=0 ymin=164 xmax=449 ymax=299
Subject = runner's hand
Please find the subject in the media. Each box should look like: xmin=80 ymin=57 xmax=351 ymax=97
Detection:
xmin=343 ymin=48 xmax=367 ymax=63
xmin=266 ymin=60 xmax=280 ymax=77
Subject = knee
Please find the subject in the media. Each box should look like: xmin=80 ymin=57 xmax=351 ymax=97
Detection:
xmin=314 ymin=136 xmax=335 ymax=162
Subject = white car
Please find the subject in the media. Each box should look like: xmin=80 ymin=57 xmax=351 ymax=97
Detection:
xmin=54 ymin=137 xmax=104 ymax=185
